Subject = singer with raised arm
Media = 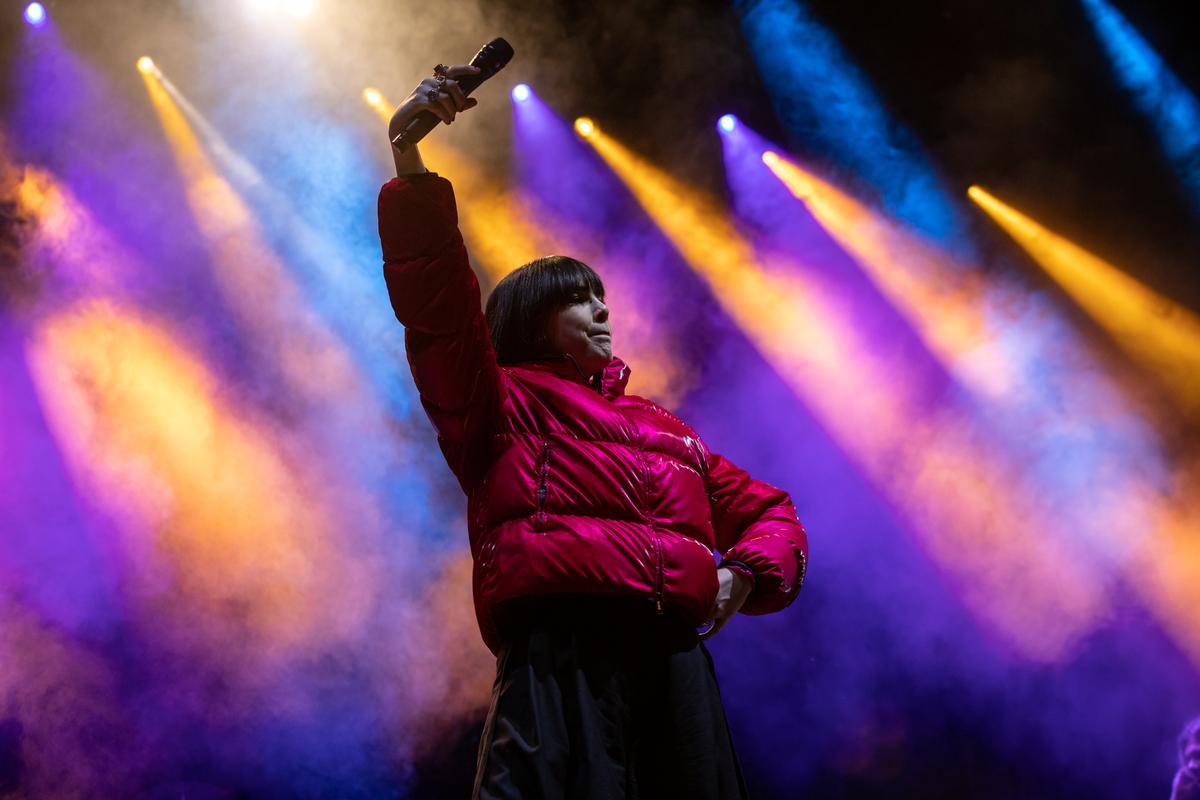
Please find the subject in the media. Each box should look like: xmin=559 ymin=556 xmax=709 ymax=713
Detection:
xmin=378 ymin=54 xmax=810 ymax=800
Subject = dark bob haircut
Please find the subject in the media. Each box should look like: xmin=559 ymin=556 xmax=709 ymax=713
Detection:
xmin=484 ymin=255 xmax=606 ymax=366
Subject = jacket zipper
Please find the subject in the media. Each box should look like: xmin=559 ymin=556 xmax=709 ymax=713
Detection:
xmin=635 ymin=452 xmax=664 ymax=615
xmin=535 ymin=440 xmax=553 ymax=531
xmin=652 ymin=530 xmax=664 ymax=614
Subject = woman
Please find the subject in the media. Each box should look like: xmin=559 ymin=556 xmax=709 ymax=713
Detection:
xmin=379 ymin=63 xmax=809 ymax=800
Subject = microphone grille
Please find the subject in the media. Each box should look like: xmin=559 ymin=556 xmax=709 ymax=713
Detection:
xmin=470 ymin=38 xmax=515 ymax=79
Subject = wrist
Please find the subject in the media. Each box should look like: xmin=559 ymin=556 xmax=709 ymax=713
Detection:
xmin=721 ymin=560 xmax=755 ymax=590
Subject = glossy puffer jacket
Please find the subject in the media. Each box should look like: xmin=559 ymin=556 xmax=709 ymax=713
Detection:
xmin=379 ymin=172 xmax=809 ymax=656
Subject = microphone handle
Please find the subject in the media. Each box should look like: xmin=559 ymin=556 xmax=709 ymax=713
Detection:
xmin=391 ymin=38 xmax=513 ymax=153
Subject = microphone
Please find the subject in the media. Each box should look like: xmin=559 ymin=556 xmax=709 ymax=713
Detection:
xmin=391 ymin=37 xmax=515 ymax=152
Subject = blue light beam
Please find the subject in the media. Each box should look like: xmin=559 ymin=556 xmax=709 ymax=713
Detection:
xmin=1081 ymin=0 xmax=1200 ymax=209
xmin=734 ymin=0 xmax=966 ymax=248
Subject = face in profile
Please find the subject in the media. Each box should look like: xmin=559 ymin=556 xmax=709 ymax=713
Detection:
xmin=545 ymin=286 xmax=611 ymax=376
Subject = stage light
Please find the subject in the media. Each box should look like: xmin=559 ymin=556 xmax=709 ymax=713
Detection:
xmin=1082 ymin=0 xmax=1200 ymax=207
xmin=362 ymin=87 xmax=384 ymax=109
xmin=968 ymin=183 xmax=1200 ymax=416
xmin=245 ymin=0 xmax=317 ymax=17
xmin=761 ymin=150 xmax=779 ymax=166
xmin=718 ymin=114 xmax=737 ymax=132
xmin=582 ymin=127 xmax=1112 ymax=660
xmin=511 ymin=83 xmax=531 ymax=102
xmin=23 ymin=2 xmax=46 ymax=25
xmin=736 ymin=0 xmax=962 ymax=243
xmin=574 ymin=117 xmax=595 ymax=138
xmin=137 ymin=56 xmax=156 ymax=76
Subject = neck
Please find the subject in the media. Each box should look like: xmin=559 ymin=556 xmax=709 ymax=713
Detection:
xmin=561 ymin=352 xmax=593 ymax=380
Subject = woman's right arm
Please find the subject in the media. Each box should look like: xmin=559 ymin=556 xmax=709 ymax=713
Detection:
xmin=387 ymin=64 xmax=478 ymax=176
xmin=378 ymin=64 xmax=504 ymax=494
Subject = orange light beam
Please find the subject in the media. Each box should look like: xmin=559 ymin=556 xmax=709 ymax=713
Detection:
xmin=581 ymin=123 xmax=1109 ymax=661
xmin=969 ymin=184 xmax=1200 ymax=419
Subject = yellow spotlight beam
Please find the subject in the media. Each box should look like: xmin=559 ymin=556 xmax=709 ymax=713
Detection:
xmin=362 ymin=92 xmax=692 ymax=405
xmin=363 ymin=89 xmax=551 ymax=281
xmin=582 ymin=122 xmax=1108 ymax=661
xmin=762 ymin=153 xmax=1014 ymax=398
xmin=764 ymin=158 xmax=1200 ymax=665
xmin=141 ymin=68 xmax=365 ymax=407
xmin=14 ymin=165 xmax=156 ymax=299
xmin=969 ymin=184 xmax=1200 ymax=418
xmin=1136 ymin=461 xmax=1200 ymax=667
xmin=26 ymin=301 xmax=375 ymax=664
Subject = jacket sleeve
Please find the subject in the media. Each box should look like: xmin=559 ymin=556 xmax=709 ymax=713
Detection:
xmin=704 ymin=448 xmax=809 ymax=615
xmin=378 ymin=172 xmax=506 ymax=493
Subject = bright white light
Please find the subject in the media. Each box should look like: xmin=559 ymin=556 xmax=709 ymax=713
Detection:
xmin=288 ymin=0 xmax=317 ymax=17
xmin=511 ymin=84 xmax=531 ymax=102
xmin=718 ymin=114 xmax=737 ymax=132
xmin=24 ymin=2 xmax=46 ymax=26
xmin=245 ymin=0 xmax=316 ymax=17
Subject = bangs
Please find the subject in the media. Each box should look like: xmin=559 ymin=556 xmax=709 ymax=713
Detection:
xmin=484 ymin=255 xmax=607 ymax=366
xmin=543 ymin=259 xmax=606 ymax=308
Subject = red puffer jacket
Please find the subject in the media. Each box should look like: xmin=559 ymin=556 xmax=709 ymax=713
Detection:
xmin=379 ymin=172 xmax=809 ymax=655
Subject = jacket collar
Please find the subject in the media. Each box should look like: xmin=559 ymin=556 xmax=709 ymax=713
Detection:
xmin=517 ymin=353 xmax=631 ymax=400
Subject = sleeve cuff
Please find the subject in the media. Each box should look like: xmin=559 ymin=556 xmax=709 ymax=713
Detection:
xmin=720 ymin=559 xmax=756 ymax=589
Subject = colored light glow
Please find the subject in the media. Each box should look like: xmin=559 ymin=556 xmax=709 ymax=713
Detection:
xmin=136 ymin=56 xmax=156 ymax=76
xmin=735 ymin=0 xmax=962 ymax=243
xmin=509 ymin=88 xmax=695 ymax=406
xmin=26 ymin=301 xmax=372 ymax=654
xmin=362 ymin=87 xmax=383 ymax=109
xmin=364 ymin=89 xmax=393 ymax=121
xmin=511 ymin=83 xmax=531 ymax=102
xmin=15 ymin=167 xmax=148 ymax=295
xmin=426 ymin=140 xmax=552 ymax=282
xmin=1081 ymin=0 xmax=1200 ymax=207
xmin=1131 ymin=469 xmax=1200 ymax=667
xmin=363 ymin=85 xmax=550 ymax=281
xmin=141 ymin=68 xmax=365 ymax=405
xmin=761 ymin=148 xmax=1004 ymax=395
xmin=23 ymin=2 xmax=45 ymax=25
xmin=747 ymin=139 xmax=1200 ymax=669
xmin=246 ymin=0 xmax=316 ymax=16
xmin=574 ymin=117 xmax=595 ymax=138
xmin=754 ymin=146 xmax=1200 ymax=675
xmin=581 ymin=125 xmax=1108 ymax=660
xmin=968 ymin=184 xmax=1200 ymax=418
xmin=718 ymin=114 xmax=737 ymax=132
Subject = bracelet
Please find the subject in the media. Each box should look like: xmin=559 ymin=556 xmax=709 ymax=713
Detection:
xmin=391 ymin=127 xmax=410 ymax=153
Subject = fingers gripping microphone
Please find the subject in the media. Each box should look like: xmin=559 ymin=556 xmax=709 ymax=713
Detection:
xmin=391 ymin=37 xmax=514 ymax=152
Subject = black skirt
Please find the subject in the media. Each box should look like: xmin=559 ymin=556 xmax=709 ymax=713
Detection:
xmin=471 ymin=594 xmax=751 ymax=800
